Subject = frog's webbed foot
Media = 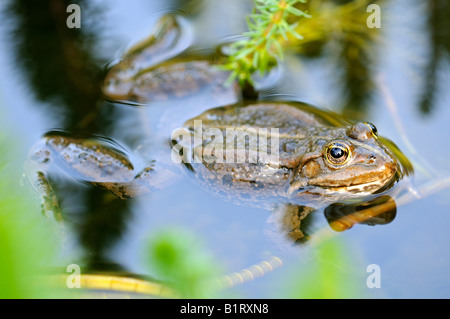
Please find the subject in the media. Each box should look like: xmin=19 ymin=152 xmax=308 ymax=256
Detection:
xmin=34 ymin=171 xmax=63 ymax=221
xmin=25 ymin=139 xmax=63 ymax=220
xmin=24 ymin=146 xmax=67 ymax=246
xmin=92 ymin=163 xmax=179 ymax=199
xmin=270 ymin=204 xmax=316 ymax=243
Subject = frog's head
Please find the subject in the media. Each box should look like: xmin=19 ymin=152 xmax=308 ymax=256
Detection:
xmin=289 ymin=122 xmax=402 ymax=199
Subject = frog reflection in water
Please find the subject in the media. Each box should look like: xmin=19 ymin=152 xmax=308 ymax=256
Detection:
xmin=27 ymin=15 xmax=409 ymax=242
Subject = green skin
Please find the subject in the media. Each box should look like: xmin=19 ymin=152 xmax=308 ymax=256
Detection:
xmin=25 ymin=14 xmax=404 ymax=242
xmin=181 ymin=102 xmax=399 ymax=209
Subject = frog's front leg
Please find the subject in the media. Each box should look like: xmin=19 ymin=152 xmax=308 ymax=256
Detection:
xmin=268 ymin=204 xmax=316 ymax=244
xmin=25 ymin=133 xmax=177 ymax=219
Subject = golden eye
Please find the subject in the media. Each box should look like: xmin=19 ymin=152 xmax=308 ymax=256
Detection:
xmin=364 ymin=122 xmax=378 ymax=137
xmin=325 ymin=142 xmax=351 ymax=166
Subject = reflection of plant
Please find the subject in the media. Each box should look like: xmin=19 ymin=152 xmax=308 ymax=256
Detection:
xmin=418 ymin=0 xmax=450 ymax=115
xmin=292 ymin=0 xmax=382 ymax=119
xmin=7 ymin=0 xmax=105 ymax=131
xmin=221 ymin=0 xmax=310 ymax=86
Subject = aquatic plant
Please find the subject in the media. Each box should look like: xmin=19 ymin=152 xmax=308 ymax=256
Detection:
xmin=283 ymin=240 xmax=363 ymax=298
xmin=145 ymin=229 xmax=222 ymax=298
xmin=221 ymin=0 xmax=310 ymax=86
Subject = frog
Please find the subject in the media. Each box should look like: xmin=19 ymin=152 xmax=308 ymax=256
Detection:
xmin=25 ymin=14 xmax=411 ymax=243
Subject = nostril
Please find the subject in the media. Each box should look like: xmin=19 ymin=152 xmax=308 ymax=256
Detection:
xmin=368 ymin=154 xmax=376 ymax=164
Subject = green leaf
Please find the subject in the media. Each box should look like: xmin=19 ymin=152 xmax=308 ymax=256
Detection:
xmin=220 ymin=0 xmax=310 ymax=87
xmin=146 ymin=229 xmax=222 ymax=298
xmin=252 ymin=50 xmax=260 ymax=68
xmin=286 ymin=5 xmax=309 ymax=17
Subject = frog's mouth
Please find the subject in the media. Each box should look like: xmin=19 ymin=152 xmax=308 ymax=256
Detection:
xmin=322 ymin=174 xmax=397 ymax=195
xmin=289 ymin=161 xmax=399 ymax=198
xmin=310 ymin=163 xmax=399 ymax=196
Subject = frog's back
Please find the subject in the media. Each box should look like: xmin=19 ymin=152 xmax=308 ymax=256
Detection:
xmin=175 ymin=101 xmax=403 ymax=208
xmin=177 ymin=102 xmax=347 ymax=207
xmin=189 ymin=102 xmax=347 ymax=129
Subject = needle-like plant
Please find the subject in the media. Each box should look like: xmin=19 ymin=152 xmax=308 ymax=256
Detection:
xmin=221 ymin=0 xmax=310 ymax=86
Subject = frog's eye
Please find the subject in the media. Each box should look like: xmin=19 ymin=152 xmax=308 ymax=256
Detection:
xmin=364 ymin=122 xmax=378 ymax=137
xmin=325 ymin=142 xmax=351 ymax=166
